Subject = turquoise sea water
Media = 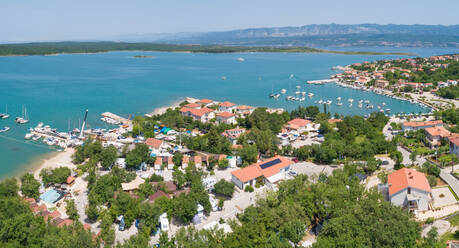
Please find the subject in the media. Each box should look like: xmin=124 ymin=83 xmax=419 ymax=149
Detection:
xmin=0 ymin=48 xmax=458 ymax=178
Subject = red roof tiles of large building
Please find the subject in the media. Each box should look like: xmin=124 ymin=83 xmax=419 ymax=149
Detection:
xmin=231 ymin=156 xmax=293 ymax=183
xmin=388 ymin=168 xmax=431 ymax=196
xmin=219 ymin=101 xmax=235 ymax=107
xmin=403 ymin=120 xmax=443 ymax=128
xmin=217 ymin=112 xmax=234 ymax=118
xmin=189 ymin=107 xmax=214 ymax=117
xmin=425 ymin=126 xmax=451 ymax=138
xmin=184 ymin=103 xmax=201 ymax=109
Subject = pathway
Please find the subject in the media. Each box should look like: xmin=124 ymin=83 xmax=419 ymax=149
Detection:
xmin=440 ymin=166 xmax=459 ymax=197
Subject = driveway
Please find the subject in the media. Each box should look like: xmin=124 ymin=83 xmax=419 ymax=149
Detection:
xmin=432 ymin=187 xmax=458 ymax=208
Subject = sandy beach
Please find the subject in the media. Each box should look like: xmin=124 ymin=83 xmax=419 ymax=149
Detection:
xmin=147 ymin=96 xmax=199 ymax=116
xmin=32 ymin=148 xmax=76 ymax=179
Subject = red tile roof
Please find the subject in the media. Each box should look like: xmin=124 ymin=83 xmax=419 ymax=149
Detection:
xmin=403 ymin=120 xmax=443 ymax=128
xmin=184 ymin=103 xmax=201 ymax=109
xmin=287 ymin=118 xmax=311 ymax=129
xmin=237 ymin=105 xmax=253 ymax=110
xmin=55 ymin=218 xmax=73 ymax=228
xmin=145 ymin=138 xmax=163 ymax=149
xmin=231 ymin=156 xmax=293 ymax=183
xmin=219 ymin=101 xmax=235 ymax=107
xmin=198 ymin=99 xmax=213 ymax=104
xmin=217 ymin=112 xmax=234 ymax=118
xmin=388 ymin=168 xmax=431 ymax=196
xmin=451 ymin=137 xmax=459 ymax=147
xmin=66 ymin=176 xmax=75 ymax=184
xmin=83 ymin=223 xmax=92 ymax=231
xmin=425 ymin=126 xmax=451 ymax=137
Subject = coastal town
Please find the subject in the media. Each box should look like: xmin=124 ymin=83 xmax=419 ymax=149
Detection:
xmin=1 ymin=52 xmax=459 ymax=247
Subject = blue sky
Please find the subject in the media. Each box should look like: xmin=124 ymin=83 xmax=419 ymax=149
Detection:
xmin=1 ymin=0 xmax=458 ymax=42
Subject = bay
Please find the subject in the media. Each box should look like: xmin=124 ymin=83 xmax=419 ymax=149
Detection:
xmin=0 ymin=48 xmax=457 ymax=178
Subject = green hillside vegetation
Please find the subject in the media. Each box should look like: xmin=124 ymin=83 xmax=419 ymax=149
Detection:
xmin=0 ymin=42 xmax=413 ymax=56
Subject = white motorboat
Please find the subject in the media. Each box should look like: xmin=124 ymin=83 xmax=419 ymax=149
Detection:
xmin=348 ymin=98 xmax=354 ymax=103
xmin=237 ymin=57 xmax=245 ymax=62
xmin=281 ymin=89 xmax=287 ymax=94
xmin=337 ymin=102 xmax=343 ymax=106
xmin=308 ymin=93 xmax=314 ymax=97
xmin=0 ymin=126 xmax=10 ymax=133
xmin=336 ymin=97 xmax=342 ymax=101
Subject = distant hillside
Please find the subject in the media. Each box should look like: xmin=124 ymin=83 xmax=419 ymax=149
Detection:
xmin=115 ymin=24 xmax=459 ymax=48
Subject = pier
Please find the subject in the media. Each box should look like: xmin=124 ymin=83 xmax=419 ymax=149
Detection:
xmin=101 ymin=112 xmax=130 ymax=124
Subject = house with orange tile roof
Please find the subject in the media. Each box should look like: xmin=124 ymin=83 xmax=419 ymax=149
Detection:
xmin=66 ymin=176 xmax=75 ymax=186
xmin=193 ymin=155 xmax=202 ymax=167
xmin=184 ymin=103 xmax=202 ymax=109
xmin=235 ymin=105 xmax=254 ymax=116
xmin=231 ymin=156 xmax=293 ymax=189
xmin=402 ymin=120 xmax=443 ymax=132
xmin=425 ymin=126 xmax=454 ymax=147
xmin=154 ymin=156 xmax=163 ymax=170
xmin=180 ymin=107 xmax=215 ymax=123
xmin=53 ymin=218 xmax=73 ymax=228
xmin=285 ymin=118 xmax=312 ymax=133
xmin=197 ymin=99 xmax=214 ymax=107
xmin=449 ymin=137 xmax=459 ymax=159
xmin=222 ymin=127 xmax=246 ymax=145
xmin=167 ymin=156 xmax=174 ymax=170
xmin=387 ymin=168 xmax=432 ymax=211
xmin=182 ymin=155 xmax=189 ymax=168
xmin=218 ymin=101 xmax=236 ymax=112
xmin=216 ymin=112 xmax=236 ymax=124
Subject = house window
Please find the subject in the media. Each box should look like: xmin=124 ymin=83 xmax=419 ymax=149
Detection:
xmin=407 ymin=187 xmax=411 ymax=194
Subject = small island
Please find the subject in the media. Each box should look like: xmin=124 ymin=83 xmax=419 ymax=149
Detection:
xmin=133 ymin=55 xmax=153 ymax=58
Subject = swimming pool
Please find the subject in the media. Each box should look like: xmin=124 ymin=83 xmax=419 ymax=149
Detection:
xmin=39 ymin=189 xmax=64 ymax=204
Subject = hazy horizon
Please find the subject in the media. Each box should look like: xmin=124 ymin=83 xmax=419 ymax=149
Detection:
xmin=2 ymin=0 xmax=459 ymax=42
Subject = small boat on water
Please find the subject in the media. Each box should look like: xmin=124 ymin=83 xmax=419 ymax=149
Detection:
xmin=337 ymin=102 xmax=343 ymax=106
xmin=25 ymin=133 xmax=34 ymax=139
xmin=237 ymin=57 xmax=245 ymax=62
xmin=295 ymin=91 xmax=301 ymax=95
xmin=0 ymin=126 xmax=10 ymax=133
xmin=281 ymin=89 xmax=287 ymax=94
xmin=337 ymin=97 xmax=342 ymax=101
xmin=0 ymin=105 xmax=9 ymax=119
xmin=349 ymin=103 xmax=353 ymax=107
xmin=326 ymin=100 xmax=332 ymax=105
xmin=15 ymin=105 xmax=29 ymax=124
xmin=348 ymin=98 xmax=354 ymax=103
xmin=301 ymin=91 xmax=306 ymax=96
xmin=308 ymin=93 xmax=314 ymax=97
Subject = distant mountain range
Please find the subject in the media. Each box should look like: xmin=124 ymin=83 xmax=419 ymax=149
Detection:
xmin=110 ymin=24 xmax=459 ymax=48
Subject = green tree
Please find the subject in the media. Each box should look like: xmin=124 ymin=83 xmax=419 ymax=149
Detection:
xmin=20 ymin=173 xmax=40 ymax=198
xmin=218 ymin=158 xmax=229 ymax=170
xmin=0 ymin=178 xmax=18 ymax=198
xmin=172 ymin=193 xmax=197 ymax=224
xmin=172 ymin=153 xmax=184 ymax=167
xmin=213 ymin=179 xmax=235 ymax=198
xmin=65 ymin=199 xmax=79 ymax=221
xmin=100 ymin=145 xmax=118 ymax=169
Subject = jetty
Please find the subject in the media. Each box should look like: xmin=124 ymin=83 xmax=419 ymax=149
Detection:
xmin=307 ymin=79 xmax=338 ymax=84
xmin=101 ymin=112 xmax=130 ymax=125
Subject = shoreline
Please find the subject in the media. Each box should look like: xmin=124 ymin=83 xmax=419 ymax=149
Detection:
xmin=28 ymin=148 xmax=75 ymax=179
xmin=146 ymin=97 xmax=199 ymax=117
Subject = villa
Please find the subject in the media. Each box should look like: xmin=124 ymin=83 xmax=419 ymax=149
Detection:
xmin=402 ymin=120 xmax=443 ymax=132
xmin=145 ymin=138 xmax=168 ymax=155
xmin=197 ymin=99 xmax=214 ymax=107
xmin=235 ymin=105 xmax=254 ymax=116
xmin=180 ymin=107 xmax=215 ymax=123
xmin=424 ymin=126 xmax=455 ymax=147
xmin=285 ymin=118 xmax=312 ymax=133
xmin=218 ymin=101 xmax=236 ymax=112
xmin=222 ymin=127 xmax=246 ymax=145
xmin=216 ymin=112 xmax=236 ymax=124
xmin=387 ymin=168 xmax=432 ymax=212
xmin=231 ymin=155 xmax=293 ymax=189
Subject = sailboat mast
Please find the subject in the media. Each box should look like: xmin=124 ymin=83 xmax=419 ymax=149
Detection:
xmin=79 ymin=109 xmax=88 ymax=139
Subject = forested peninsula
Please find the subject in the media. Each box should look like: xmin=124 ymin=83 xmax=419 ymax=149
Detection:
xmin=0 ymin=42 xmax=414 ymax=56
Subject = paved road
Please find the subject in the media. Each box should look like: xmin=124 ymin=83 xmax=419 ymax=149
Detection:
xmin=397 ymin=146 xmax=427 ymax=166
xmin=440 ymin=166 xmax=459 ymax=197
